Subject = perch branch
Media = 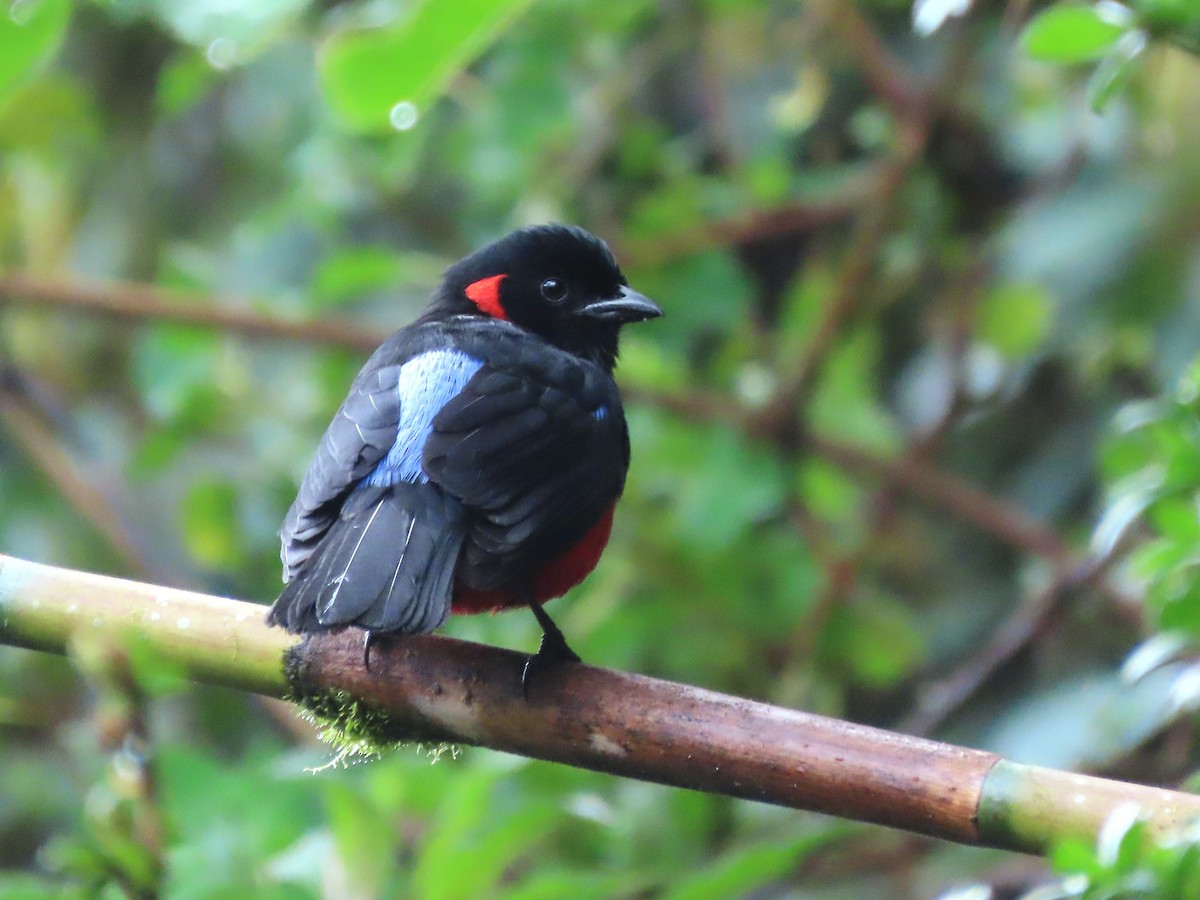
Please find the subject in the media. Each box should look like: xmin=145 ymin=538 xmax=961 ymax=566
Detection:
xmin=1 ymin=552 xmax=1196 ymax=856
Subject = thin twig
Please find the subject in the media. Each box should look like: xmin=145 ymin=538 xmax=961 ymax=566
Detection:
xmin=623 ymin=384 xmax=1072 ymax=565
xmin=899 ymin=541 xmax=1132 ymax=736
xmin=2 ymin=274 xmax=1073 ymax=568
xmin=621 ymin=183 xmax=876 ymax=269
xmin=0 ymin=273 xmax=385 ymax=354
xmin=805 ymin=433 xmax=1071 ymax=565
xmin=812 ymin=0 xmax=926 ymax=118
xmin=763 ymin=125 xmax=928 ymax=427
xmin=0 ymin=385 xmax=155 ymax=580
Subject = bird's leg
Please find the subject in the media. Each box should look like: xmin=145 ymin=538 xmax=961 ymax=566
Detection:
xmin=521 ymin=596 xmax=581 ymax=697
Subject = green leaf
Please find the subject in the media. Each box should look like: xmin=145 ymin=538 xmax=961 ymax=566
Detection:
xmin=1149 ymin=496 xmax=1200 ymax=543
xmin=626 ymin=250 xmax=748 ymax=343
xmin=0 ymin=75 xmax=99 ymax=157
xmin=1051 ymin=836 xmax=1102 ymax=878
xmin=0 ymin=0 xmax=70 ymax=102
xmin=1022 ymin=4 xmax=1128 ymax=63
xmin=661 ymin=830 xmax=850 ymax=900
xmin=639 ymin=419 xmax=786 ymax=551
xmin=312 ymin=246 xmax=404 ymax=306
xmin=182 ymin=479 xmax=241 ymax=568
xmin=319 ymin=0 xmax=537 ymax=133
xmin=807 ymin=326 xmax=899 ymax=453
xmin=157 ymin=52 xmax=217 ymax=115
xmin=1134 ymin=0 xmax=1200 ymax=53
xmin=311 ymin=247 xmax=443 ymax=307
xmin=978 ymin=281 xmax=1054 ymax=358
xmin=132 ymin=326 xmax=222 ymax=422
xmin=1088 ymin=31 xmax=1148 ymax=112
xmin=821 ymin=594 xmax=925 ymax=688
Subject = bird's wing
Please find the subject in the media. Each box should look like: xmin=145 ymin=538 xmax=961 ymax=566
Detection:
xmin=270 ymin=481 xmax=466 ymax=634
xmin=422 ymin=353 xmax=628 ymax=585
xmin=278 ymin=362 xmax=403 ymax=582
xmin=271 ymin=346 xmax=486 ymax=634
xmin=278 ymin=347 xmax=483 ymax=582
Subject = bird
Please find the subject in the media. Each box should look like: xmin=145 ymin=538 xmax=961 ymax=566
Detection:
xmin=267 ymin=224 xmax=662 ymax=690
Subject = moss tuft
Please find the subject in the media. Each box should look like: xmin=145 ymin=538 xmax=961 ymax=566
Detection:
xmin=283 ymin=641 xmax=461 ymax=765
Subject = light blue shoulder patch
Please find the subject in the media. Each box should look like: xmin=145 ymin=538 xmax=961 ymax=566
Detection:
xmin=365 ymin=349 xmax=483 ymax=486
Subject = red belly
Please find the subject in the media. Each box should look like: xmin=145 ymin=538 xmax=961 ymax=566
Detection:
xmin=450 ymin=505 xmax=615 ymax=614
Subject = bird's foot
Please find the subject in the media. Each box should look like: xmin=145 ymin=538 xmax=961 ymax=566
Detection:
xmin=521 ymin=601 xmax=582 ymax=698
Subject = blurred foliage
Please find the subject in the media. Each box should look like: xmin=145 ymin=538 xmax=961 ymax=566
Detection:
xmin=1021 ymin=0 xmax=1200 ymax=110
xmin=1044 ymin=809 xmax=1200 ymax=899
xmin=952 ymin=806 xmax=1200 ymax=899
xmin=1100 ymin=361 xmax=1200 ymax=637
xmin=4 ymin=0 xmax=1200 ymax=896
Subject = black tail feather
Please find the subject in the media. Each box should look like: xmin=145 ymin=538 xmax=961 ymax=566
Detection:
xmin=267 ymin=483 xmax=464 ymax=635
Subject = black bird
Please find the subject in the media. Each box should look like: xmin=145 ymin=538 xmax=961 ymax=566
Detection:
xmin=267 ymin=225 xmax=662 ymax=686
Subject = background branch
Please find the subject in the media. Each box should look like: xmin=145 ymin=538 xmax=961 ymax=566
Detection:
xmin=0 ymin=273 xmax=384 ymax=354
xmin=0 ymin=552 xmax=1194 ymax=857
xmin=3 ymin=273 xmax=1079 ymax=568
xmin=0 ymin=382 xmax=155 ymax=581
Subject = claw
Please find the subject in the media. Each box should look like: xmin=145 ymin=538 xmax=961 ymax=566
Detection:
xmin=363 ymin=629 xmax=376 ymax=671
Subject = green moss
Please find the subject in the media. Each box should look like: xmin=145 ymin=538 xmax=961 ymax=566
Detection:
xmin=283 ymin=641 xmax=461 ymax=765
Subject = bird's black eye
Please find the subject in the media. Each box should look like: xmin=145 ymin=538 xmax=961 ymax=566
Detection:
xmin=540 ymin=277 xmax=568 ymax=303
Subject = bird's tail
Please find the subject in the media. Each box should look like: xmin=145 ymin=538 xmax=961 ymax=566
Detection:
xmin=267 ymin=483 xmax=465 ymax=635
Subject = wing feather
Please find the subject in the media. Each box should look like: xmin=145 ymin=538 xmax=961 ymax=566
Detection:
xmin=423 ymin=354 xmax=627 ymax=588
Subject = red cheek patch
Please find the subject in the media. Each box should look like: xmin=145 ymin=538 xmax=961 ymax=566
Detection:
xmin=465 ymin=274 xmax=508 ymax=320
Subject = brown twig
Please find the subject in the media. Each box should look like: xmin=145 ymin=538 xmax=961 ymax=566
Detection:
xmin=806 ymin=433 xmax=1071 ymax=565
xmin=622 ymin=384 xmax=1072 ymax=566
xmin=621 ymin=184 xmax=876 ymax=269
xmin=0 ymin=385 xmax=155 ymax=580
xmin=812 ymin=0 xmax=926 ymax=119
xmin=0 ymin=267 xmax=1084 ymax=739
xmin=0 ymin=272 xmax=385 ymax=354
xmin=762 ymin=125 xmax=928 ymax=429
xmin=899 ymin=541 xmax=1132 ymax=737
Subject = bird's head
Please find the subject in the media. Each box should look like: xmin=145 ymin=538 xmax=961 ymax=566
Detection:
xmin=435 ymin=224 xmax=662 ymax=370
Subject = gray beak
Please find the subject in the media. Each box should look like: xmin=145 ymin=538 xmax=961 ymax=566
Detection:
xmin=578 ymin=285 xmax=664 ymax=323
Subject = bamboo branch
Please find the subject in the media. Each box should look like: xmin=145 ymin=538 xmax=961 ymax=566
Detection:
xmin=1 ymin=552 xmax=1196 ymax=855
xmin=0 ymin=553 xmax=292 ymax=696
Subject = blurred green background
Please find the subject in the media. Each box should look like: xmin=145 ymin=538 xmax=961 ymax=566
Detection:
xmin=4 ymin=0 xmax=1200 ymax=896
